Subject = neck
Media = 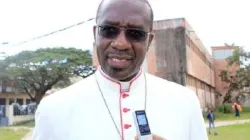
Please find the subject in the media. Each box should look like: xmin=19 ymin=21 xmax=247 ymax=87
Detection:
xmin=119 ymin=71 xmax=140 ymax=82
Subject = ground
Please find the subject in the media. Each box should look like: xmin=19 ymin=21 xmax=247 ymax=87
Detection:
xmin=208 ymin=123 xmax=250 ymax=140
xmin=0 ymin=127 xmax=30 ymax=140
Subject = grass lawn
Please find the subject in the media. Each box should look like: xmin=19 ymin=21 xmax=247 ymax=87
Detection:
xmin=0 ymin=127 xmax=30 ymax=140
xmin=208 ymin=123 xmax=250 ymax=140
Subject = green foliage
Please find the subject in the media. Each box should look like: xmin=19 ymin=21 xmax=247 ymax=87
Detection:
xmin=1 ymin=47 xmax=93 ymax=103
xmin=216 ymin=104 xmax=233 ymax=114
xmin=219 ymin=46 xmax=250 ymax=103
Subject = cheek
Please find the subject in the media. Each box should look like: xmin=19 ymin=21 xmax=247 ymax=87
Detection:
xmin=133 ymin=45 xmax=147 ymax=62
xmin=96 ymin=38 xmax=111 ymax=57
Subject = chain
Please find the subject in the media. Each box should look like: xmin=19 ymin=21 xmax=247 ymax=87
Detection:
xmin=94 ymin=72 xmax=147 ymax=140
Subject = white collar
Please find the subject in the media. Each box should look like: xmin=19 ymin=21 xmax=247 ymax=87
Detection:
xmin=97 ymin=66 xmax=143 ymax=92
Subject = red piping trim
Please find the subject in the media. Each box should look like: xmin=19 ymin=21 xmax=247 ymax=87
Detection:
xmin=119 ymin=91 xmax=124 ymax=139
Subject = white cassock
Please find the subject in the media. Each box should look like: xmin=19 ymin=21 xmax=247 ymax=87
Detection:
xmin=33 ymin=67 xmax=208 ymax=140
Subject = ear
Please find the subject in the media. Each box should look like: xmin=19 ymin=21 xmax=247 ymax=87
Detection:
xmin=146 ymin=33 xmax=154 ymax=51
xmin=93 ymin=25 xmax=97 ymax=41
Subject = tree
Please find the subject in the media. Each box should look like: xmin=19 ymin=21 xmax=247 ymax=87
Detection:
xmin=219 ymin=46 xmax=250 ymax=103
xmin=1 ymin=47 xmax=95 ymax=104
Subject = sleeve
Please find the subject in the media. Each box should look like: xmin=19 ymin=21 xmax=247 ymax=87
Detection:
xmin=189 ymin=92 xmax=208 ymax=140
xmin=32 ymin=98 xmax=53 ymax=140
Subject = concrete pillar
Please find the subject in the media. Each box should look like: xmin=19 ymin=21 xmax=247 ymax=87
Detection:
xmin=5 ymin=98 xmax=9 ymax=105
xmin=24 ymin=98 xmax=26 ymax=104
xmin=7 ymin=105 xmax=13 ymax=125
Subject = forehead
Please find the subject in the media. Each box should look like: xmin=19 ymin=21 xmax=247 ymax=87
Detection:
xmin=97 ymin=0 xmax=151 ymax=30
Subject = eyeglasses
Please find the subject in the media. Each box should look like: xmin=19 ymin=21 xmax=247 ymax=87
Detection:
xmin=97 ymin=24 xmax=150 ymax=42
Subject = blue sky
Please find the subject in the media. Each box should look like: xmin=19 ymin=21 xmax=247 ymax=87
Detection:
xmin=0 ymin=0 xmax=250 ymax=56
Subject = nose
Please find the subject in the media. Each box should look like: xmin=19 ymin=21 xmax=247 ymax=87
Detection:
xmin=111 ymin=31 xmax=132 ymax=50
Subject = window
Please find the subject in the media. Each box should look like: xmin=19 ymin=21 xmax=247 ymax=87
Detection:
xmin=0 ymin=98 xmax=6 ymax=105
xmin=26 ymin=99 xmax=31 ymax=104
xmin=16 ymin=99 xmax=23 ymax=105
xmin=9 ymin=98 xmax=15 ymax=105
xmin=213 ymin=49 xmax=234 ymax=59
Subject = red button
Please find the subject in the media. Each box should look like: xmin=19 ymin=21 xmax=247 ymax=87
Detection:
xmin=123 ymin=108 xmax=130 ymax=113
xmin=122 ymin=93 xmax=129 ymax=98
xmin=124 ymin=124 xmax=131 ymax=129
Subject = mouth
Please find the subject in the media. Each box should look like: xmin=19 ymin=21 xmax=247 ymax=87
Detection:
xmin=107 ymin=55 xmax=132 ymax=69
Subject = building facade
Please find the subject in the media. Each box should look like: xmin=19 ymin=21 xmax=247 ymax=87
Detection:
xmin=148 ymin=18 xmax=216 ymax=108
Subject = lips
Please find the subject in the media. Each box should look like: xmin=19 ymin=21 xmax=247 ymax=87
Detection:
xmin=107 ymin=54 xmax=132 ymax=69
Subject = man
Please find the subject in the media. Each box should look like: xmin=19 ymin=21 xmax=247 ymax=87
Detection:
xmin=33 ymin=0 xmax=208 ymax=139
xmin=206 ymin=108 xmax=217 ymax=135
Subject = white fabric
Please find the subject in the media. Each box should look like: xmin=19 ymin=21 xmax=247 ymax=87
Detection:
xmin=45 ymin=90 xmax=52 ymax=95
xmin=33 ymin=67 xmax=208 ymax=140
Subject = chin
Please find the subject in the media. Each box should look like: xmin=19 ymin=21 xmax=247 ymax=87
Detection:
xmin=106 ymin=67 xmax=131 ymax=80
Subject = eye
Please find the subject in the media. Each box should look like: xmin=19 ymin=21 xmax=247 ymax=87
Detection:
xmin=127 ymin=29 xmax=146 ymax=41
xmin=99 ymin=25 xmax=119 ymax=38
xmin=101 ymin=25 xmax=118 ymax=33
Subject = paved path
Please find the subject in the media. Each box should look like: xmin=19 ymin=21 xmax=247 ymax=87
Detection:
xmin=5 ymin=126 xmax=33 ymax=131
xmin=19 ymin=119 xmax=250 ymax=140
xmin=205 ymin=119 xmax=250 ymax=128
xmin=21 ymin=130 xmax=33 ymax=140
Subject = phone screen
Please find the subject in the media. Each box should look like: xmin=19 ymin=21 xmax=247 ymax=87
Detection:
xmin=135 ymin=111 xmax=151 ymax=136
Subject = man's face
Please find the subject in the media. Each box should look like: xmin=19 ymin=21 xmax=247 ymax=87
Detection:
xmin=94 ymin=0 xmax=154 ymax=81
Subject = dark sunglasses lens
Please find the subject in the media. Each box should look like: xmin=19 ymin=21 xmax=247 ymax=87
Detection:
xmin=126 ymin=29 xmax=147 ymax=42
xmin=99 ymin=25 xmax=120 ymax=38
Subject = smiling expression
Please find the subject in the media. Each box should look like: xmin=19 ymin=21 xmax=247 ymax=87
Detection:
xmin=94 ymin=0 xmax=154 ymax=81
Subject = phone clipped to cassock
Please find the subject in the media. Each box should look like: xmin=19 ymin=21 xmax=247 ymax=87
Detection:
xmin=133 ymin=110 xmax=153 ymax=140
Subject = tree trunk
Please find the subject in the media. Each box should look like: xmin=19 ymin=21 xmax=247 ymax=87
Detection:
xmin=35 ymin=92 xmax=45 ymax=105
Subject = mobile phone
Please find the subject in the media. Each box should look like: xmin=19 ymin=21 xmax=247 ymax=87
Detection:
xmin=133 ymin=110 xmax=153 ymax=140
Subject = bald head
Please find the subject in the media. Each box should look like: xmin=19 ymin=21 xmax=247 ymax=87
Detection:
xmin=96 ymin=0 xmax=154 ymax=31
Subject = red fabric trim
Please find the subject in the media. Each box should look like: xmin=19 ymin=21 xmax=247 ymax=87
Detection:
xmin=119 ymin=91 xmax=124 ymax=140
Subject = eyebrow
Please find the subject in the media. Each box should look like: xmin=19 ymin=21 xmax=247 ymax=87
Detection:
xmin=127 ymin=23 xmax=144 ymax=30
xmin=102 ymin=20 xmax=145 ymax=30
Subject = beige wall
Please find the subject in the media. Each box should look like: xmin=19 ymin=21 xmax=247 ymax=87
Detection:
xmin=12 ymin=115 xmax=35 ymax=125
xmin=6 ymin=105 xmax=34 ymax=125
xmin=186 ymin=46 xmax=215 ymax=86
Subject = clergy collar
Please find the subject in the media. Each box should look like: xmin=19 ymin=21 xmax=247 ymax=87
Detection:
xmin=96 ymin=66 xmax=143 ymax=92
